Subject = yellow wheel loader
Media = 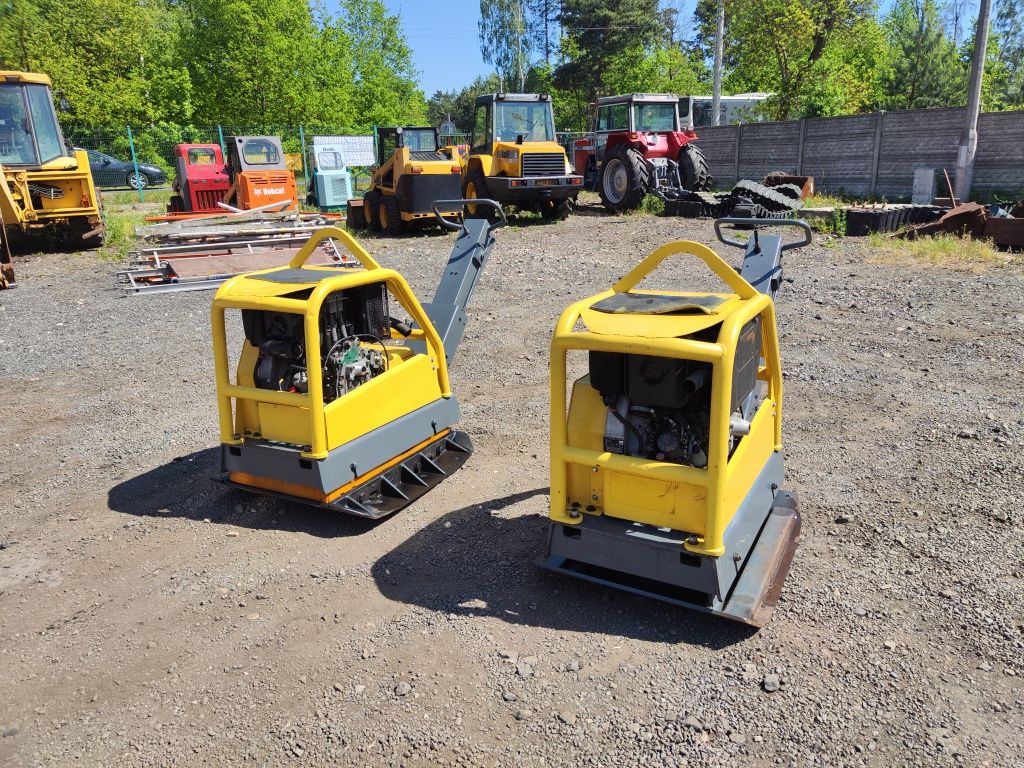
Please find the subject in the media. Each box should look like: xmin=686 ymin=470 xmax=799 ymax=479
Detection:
xmin=463 ymin=93 xmax=582 ymax=221
xmin=0 ymin=71 xmax=103 ymax=287
xmin=361 ymin=127 xmax=464 ymax=236
xmin=212 ymin=199 xmax=505 ymax=518
xmin=543 ymin=219 xmax=812 ymax=627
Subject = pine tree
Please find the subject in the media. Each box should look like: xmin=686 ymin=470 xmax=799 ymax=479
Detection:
xmin=994 ymin=0 xmax=1024 ymax=105
xmin=881 ymin=0 xmax=965 ymax=110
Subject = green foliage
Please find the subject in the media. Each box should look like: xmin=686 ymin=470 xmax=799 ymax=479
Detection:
xmin=722 ymin=0 xmax=873 ymax=120
xmin=427 ymin=74 xmax=501 ymax=132
xmin=0 ymin=0 xmax=192 ymax=124
xmin=881 ymin=0 xmax=965 ymax=110
xmin=479 ymin=0 xmax=532 ymax=91
xmin=341 ymin=0 xmax=427 ymax=127
xmin=994 ymin=0 xmax=1024 ymax=106
xmin=554 ymin=0 xmax=663 ymax=102
xmin=814 ymin=208 xmax=847 ymax=236
xmin=634 ymin=194 xmax=665 ymax=215
xmin=0 ymin=0 xmax=424 ymax=132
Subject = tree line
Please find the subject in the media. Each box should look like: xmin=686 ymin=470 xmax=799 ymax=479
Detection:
xmin=0 ymin=0 xmax=427 ymax=130
xmin=1 ymin=0 xmax=1021 ymax=141
xmin=427 ymin=0 xmax=1024 ymax=131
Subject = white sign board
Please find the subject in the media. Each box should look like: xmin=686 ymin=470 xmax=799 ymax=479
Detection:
xmin=313 ymin=135 xmax=375 ymax=167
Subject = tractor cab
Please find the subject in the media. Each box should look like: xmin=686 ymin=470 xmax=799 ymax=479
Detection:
xmin=575 ymin=92 xmax=713 ymax=213
xmin=592 ymin=93 xmax=684 ymax=162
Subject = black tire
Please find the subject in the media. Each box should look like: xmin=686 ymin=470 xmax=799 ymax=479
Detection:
xmin=127 ymin=171 xmax=150 ymax=190
xmin=678 ymin=144 xmax=713 ymax=192
xmin=541 ymin=197 xmax=572 ymax=221
xmin=599 ymin=145 xmax=649 ymax=212
xmin=379 ymin=194 xmax=403 ymax=236
xmin=363 ymin=189 xmax=382 ymax=231
xmin=462 ymin=167 xmax=492 ymax=219
xmin=66 ymin=217 xmax=104 ymax=250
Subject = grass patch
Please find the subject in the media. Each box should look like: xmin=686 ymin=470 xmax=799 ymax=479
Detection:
xmin=632 ymin=194 xmax=665 ymax=216
xmin=866 ymin=232 xmax=1010 ymax=271
xmin=814 ymin=208 xmax=847 ymax=237
xmin=99 ymin=209 xmax=150 ymax=262
xmin=101 ymin=188 xmax=174 ymax=209
xmin=803 ymin=193 xmax=850 ymax=209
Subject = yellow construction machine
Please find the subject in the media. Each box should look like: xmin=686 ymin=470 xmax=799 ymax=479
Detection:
xmin=361 ymin=127 xmax=464 ymax=236
xmin=0 ymin=71 xmax=103 ymax=286
xmin=463 ymin=93 xmax=582 ymax=221
xmin=543 ymin=218 xmax=812 ymax=627
xmin=212 ymin=200 xmax=504 ymax=517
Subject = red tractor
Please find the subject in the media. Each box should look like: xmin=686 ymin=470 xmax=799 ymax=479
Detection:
xmin=575 ymin=93 xmax=714 ymax=213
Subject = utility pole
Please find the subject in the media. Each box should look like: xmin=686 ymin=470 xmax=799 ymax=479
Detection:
xmin=712 ymin=0 xmax=725 ymax=127
xmin=954 ymin=0 xmax=992 ymax=202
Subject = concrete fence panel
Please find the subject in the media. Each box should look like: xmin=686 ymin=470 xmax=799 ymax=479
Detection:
xmin=694 ymin=106 xmax=1024 ymax=199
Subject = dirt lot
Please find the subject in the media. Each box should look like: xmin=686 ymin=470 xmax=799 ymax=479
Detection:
xmin=1 ymin=206 xmax=1022 ymax=767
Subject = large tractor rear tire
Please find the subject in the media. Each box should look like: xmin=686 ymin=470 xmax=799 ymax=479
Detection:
xmin=678 ymin=144 xmax=713 ymax=192
xmin=379 ymin=194 xmax=403 ymax=236
xmin=363 ymin=189 xmax=382 ymax=231
xmin=599 ymin=145 xmax=649 ymax=213
xmin=462 ymin=168 xmax=492 ymax=219
xmin=541 ymin=197 xmax=572 ymax=221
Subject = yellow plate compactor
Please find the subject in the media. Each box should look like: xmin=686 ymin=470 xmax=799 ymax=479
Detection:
xmin=212 ymin=200 xmax=505 ymax=518
xmin=543 ymin=218 xmax=812 ymax=626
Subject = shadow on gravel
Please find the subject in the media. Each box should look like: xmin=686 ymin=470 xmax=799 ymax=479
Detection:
xmin=107 ymin=448 xmax=377 ymax=538
xmin=372 ymin=488 xmax=754 ymax=648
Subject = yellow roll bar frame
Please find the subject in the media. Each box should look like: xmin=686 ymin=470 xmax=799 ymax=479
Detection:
xmin=549 ymin=240 xmax=783 ymax=557
xmin=212 ymin=226 xmax=450 ymax=460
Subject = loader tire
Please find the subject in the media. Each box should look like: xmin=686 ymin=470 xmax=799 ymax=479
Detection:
xmin=678 ymin=144 xmax=713 ymax=192
xmin=541 ymin=197 xmax=572 ymax=221
xmin=599 ymin=145 xmax=649 ymax=212
xmin=363 ymin=189 xmax=382 ymax=231
xmin=462 ymin=168 xmax=492 ymax=219
xmin=379 ymin=194 xmax=403 ymax=236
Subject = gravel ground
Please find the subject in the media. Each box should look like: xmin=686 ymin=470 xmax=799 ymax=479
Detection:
xmin=1 ymin=202 xmax=1022 ymax=767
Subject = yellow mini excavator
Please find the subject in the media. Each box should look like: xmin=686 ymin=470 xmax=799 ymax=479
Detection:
xmin=543 ymin=218 xmax=812 ymax=627
xmin=212 ymin=200 xmax=504 ymax=517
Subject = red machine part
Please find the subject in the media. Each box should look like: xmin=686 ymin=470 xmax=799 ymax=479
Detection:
xmin=168 ymin=144 xmax=231 ymax=213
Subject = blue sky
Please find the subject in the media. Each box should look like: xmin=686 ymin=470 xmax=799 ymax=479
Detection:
xmin=381 ymin=0 xmax=701 ymax=95
xmin=382 ymin=0 xmax=490 ymax=95
xmin=380 ymin=0 xmax=980 ymax=96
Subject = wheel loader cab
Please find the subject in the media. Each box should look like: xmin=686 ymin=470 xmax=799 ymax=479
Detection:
xmin=463 ymin=93 xmax=582 ymax=221
xmin=0 ymin=71 xmax=104 ymax=285
xmin=361 ymin=126 xmax=463 ymax=235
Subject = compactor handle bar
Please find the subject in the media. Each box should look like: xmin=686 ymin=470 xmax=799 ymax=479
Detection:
xmin=714 ymin=217 xmax=812 ymax=252
xmin=432 ymin=199 xmax=507 ymax=232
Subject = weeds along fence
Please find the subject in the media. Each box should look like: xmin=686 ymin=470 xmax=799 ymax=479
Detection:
xmin=66 ymin=124 xmax=591 ymax=201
